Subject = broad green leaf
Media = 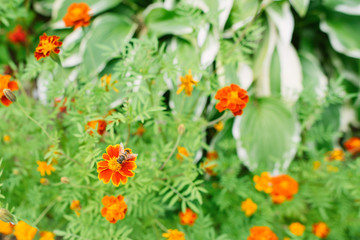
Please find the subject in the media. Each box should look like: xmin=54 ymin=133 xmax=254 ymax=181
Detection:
xmin=322 ymin=0 xmax=360 ymax=15
xmin=225 ymin=0 xmax=259 ymax=33
xmin=80 ymin=14 xmax=136 ymax=76
xmin=233 ymin=98 xmax=300 ymax=173
xmin=320 ymin=13 xmax=360 ymax=58
xmin=289 ymin=0 xmax=310 ymax=17
xmin=144 ymin=6 xmax=193 ymax=37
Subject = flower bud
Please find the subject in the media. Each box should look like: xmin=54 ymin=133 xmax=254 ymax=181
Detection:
xmin=3 ymin=89 xmax=16 ymax=102
xmin=61 ymin=177 xmax=70 ymax=184
xmin=12 ymin=169 xmax=20 ymax=175
xmin=178 ymin=124 xmax=185 ymax=135
xmin=40 ymin=178 xmax=49 ymax=185
xmin=0 ymin=208 xmax=15 ymax=223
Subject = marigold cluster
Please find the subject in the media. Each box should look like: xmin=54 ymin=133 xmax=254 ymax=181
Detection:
xmin=325 ymin=148 xmax=344 ymax=161
xmin=85 ymin=119 xmax=107 ymax=135
xmin=241 ymin=198 xmax=257 ymax=217
xmin=247 ymin=226 xmax=278 ymax=240
xmin=34 ymin=33 xmax=62 ymax=61
xmin=162 ymin=229 xmax=185 ymax=240
xmin=344 ymin=137 xmax=360 ymax=155
xmin=176 ymin=70 xmax=198 ymax=96
xmin=101 ymin=195 xmax=127 ymax=224
xmin=37 ymin=161 xmax=55 ymax=176
xmin=70 ymin=200 xmax=81 ymax=216
xmin=8 ymin=25 xmax=27 ymax=44
xmin=0 ymin=74 xmax=18 ymax=106
xmin=253 ymin=172 xmax=273 ymax=194
xmin=215 ymin=84 xmax=249 ymax=116
xmin=289 ymin=222 xmax=305 ymax=236
xmin=179 ymin=208 xmax=197 ymax=226
xmin=312 ymin=222 xmax=330 ymax=238
xmin=63 ymin=3 xmax=91 ymax=29
xmin=14 ymin=221 xmax=37 ymax=240
xmin=97 ymin=144 xmax=137 ymax=186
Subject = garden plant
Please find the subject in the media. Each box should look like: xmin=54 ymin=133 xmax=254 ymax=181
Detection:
xmin=1 ymin=0 xmax=360 ymax=239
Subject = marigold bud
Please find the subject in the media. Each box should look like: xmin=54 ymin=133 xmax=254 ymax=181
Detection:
xmin=0 ymin=208 xmax=15 ymax=223
xmin=61 ymin=177 xmax=70 ymax=184
xmin=12 ymin=169 xmax=20 ymax=175
xmin=3 ymin=89 xmax=16 ymax=102
xmin=178 ymin=124 xmax=185 ymax=135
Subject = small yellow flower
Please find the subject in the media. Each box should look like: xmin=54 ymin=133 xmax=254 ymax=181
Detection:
xmin=176 ymin=146 xmax=190 ymax=160
xmin=241 ymin=198 xmax=257 ymax=216
xmin=40 ymin=178 xmax=49 ymax=185
xmin=313 ymin=161 xmax=321 ymax=170
xmin=176 ymin=70 xmax=197 ymax=96
xmin=40 ymin=231 xmax=56 ymax=240
xmin=214 ymin=121 xmax=224 ymax=131
xmin=325 ymin=148 xmax=344 ymax=161
xmin=253 ymin=172 xmax=273 ymax=194
xmin=289 ymin=222 xmax=305 ymax=236
xmin=37 ymin=161 xmax=55 ymax=176
xmin=3 ymin=135 xmax=10 ymax=143
xmin=70 ymin=200 xmax=81 ymax=216
xmin=101 ymin=74 xmax=119 ymax=92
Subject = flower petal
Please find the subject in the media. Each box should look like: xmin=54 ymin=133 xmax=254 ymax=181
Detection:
xmin=102 ymin=153 xmax=110 ymax=161
xmin=111 ymin=172 xmax=122 ymax=187
xmin=1 ymin=96 xmax=12 ymax=106
xmin=98 ymin=169 xmax=113 ymax=184
xmin=8 ymin=81 xmax=18 ymax=91
xmin=106 ymin=145 xmax=120 ymax=158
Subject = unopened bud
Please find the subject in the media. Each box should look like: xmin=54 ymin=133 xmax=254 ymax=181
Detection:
xmin=3 ymin=89 xmax=16 ymax=102
xmin=61 ymin=177 xmax=70 ymax=184
xmin=12 ymin=169 xmax=20 ymax=175
xmin=40 ymin=178 xmax=49 ymax=185
xmin=178 ymin=124 xmax=185 ymax=135
xmin=0 ymin=208 xmax=15 ymax=223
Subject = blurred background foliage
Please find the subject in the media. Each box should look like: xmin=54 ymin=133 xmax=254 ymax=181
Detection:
xmin=0 ymin=0 xmax=360 ymax=239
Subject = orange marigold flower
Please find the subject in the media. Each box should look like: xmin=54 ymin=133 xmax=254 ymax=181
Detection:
xmin=344 ymin=137 xmax=360 ymax=155
xmin=101 ymin=74 xmax=119 ymax=92
xmin=101 ymin=195 xmax=127 ymax=224
xmin=37 ymin=161 xmax=55 ymax=176
xmin=14 ymin=221 xmax=37 ymax=240
xmin=85 ymin=120 xmax=107 ymax=136
xmin=63 ymin=3 xmax=91 ymax=29
xmin=0 ymin=220 xmax=14 ymax=235
xmin=206 ymin=151 xmax=218 ymax=160
xmin=179 ymin=208 xmax=197 ymax=226
xmin=325 ymin=148 xmax=344 ymax=161
xmin=97 ymin=143 xmax=137 ymax=186
xmin=0 ymin=74 xmax=18 ymax=106
xmin=34 ymin=33 xmax=62 ymax=61
xmin=3 ymin=135 xmax=10 ymax=143
xmin=270 ymin=175 xmax=298 ymax=204
xmin=162 ymin=229 xmax=185 ymax=240
xmin=176 ymin=146 xmax=189 ymax=160
xmin=289 ymin=222 xmax=305 ymax=236
xmin=176 ymin=70 xmax=197 ymax=96
xmin=241 ymin=198 xmax=257 ymax=217
xmin=214 ymin=84 xmax=249 ymax=116
xmin=253 ymin=172 xmax=273 ymax=194
xmin=214 ymin=121 xmax=224 ymax=131
xmin=135 ymin=124 xmax=145 ymax=136
xmin=312 ymin=222 xmax=330 ymax=238
xmin=40 ymin=231 xmax=56 ymax=240
xmin=8 ymin=25 xmax=27 ymax=44
xmin=201 ymin=159 xmax=217 ymax=176
xmin=70 ymin=200 xmax=81 ymax=216
xmin=247 ymin=226 xmax=278 ymax=240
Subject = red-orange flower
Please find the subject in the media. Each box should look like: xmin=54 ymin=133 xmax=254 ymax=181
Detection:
xmin=70 ymin=200 xmax=81 ymax=216
xmin=215 ymin=84 xmax=249 ymax=116
xmin=0 ymin=74 xmax=18 ymax=106
xmin=162 ymin=229 xmax=185 ymax=240
xmin=247 ymin=226 xmax=278 ymax=240
xmin=85 ymin=120 xmax=107 ymax=135
xmin=63 ymin=3 xmax=91 ymax=29
xmin=8 ymin=25 xmax=27 ymax=44
xmin=270 ymin=175 xmax=298 ymax=204
xmin=97 ymin=143 xmax=137 ymax=186
xmin=344 ymin=137 xmax=360 ymax=155
xmin=34 ymin=33 xmax=62 ymax=61
xmin=101 ymin=195 xmax=127 ymax=224
xmin=179 ymin=208 xmax=197 ymax=226
xmin=253 ymin=172 xmax=273 ymax=194
xmin=312 ymin=222 xmax=330 ymax=238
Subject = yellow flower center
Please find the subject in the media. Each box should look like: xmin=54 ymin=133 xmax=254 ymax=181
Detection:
xmin=280 ymin=181 xmax=289 ymax=189
xmin=230 ymin=91 xmax=238 ymax=100
xmin=71 ymin=7 xmax=83 ymax=16
xmin=38 ymin=40 xmax=56 ymax=56
xmin=108 ymin=158 xmax=121 ymax=171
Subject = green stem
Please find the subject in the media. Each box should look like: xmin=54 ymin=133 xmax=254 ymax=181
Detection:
xmin=159 ymin=134 xmax=182 ymax=170
xmin=33 ymin=198 xmax=57 ymax=226
xmin=206 ymin=111 xmax=230 ymax=127
xmin=154 ymin=219 xmax=168 ymax=232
